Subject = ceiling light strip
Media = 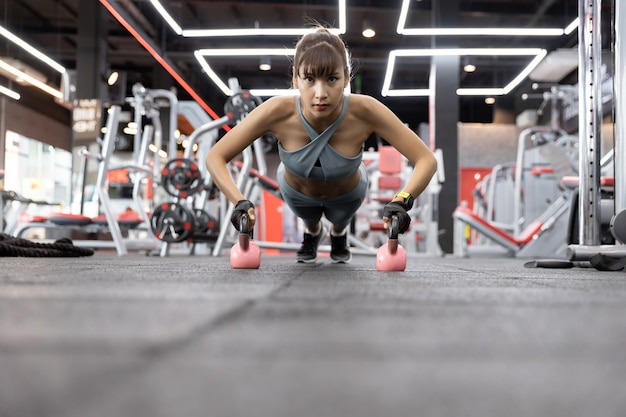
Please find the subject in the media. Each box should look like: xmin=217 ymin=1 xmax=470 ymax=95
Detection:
xmin=196 ymin=47 xmax=353 ymax=97
xmin=383 ymin=89 xmax=431 ymax=97
xmin=0 ymin=84 xmax=20 ymax=100
xmin=457 ymin=88 xmax=506 ymax=96
xmin=397 ymin=0 xmax=411 ymax=35
xmin=195 ymin=56 xmax=298 ymax=97
xmin=381 ymin=48 xmax=547 ymax=97
xmin=400 ymin=28 xmax=564 ymax=36
xmin=148 ymin=0 xmax=182 ymax=35
xmin=195 ymin=49 xmax=297 ymax=97
xmin=503 ymin=49 xmax=548 ymax=94
xmin=338 ymin=0 xmax=347 ymax=33
xmin=391 ymin=48 xmax=545 ymax=57
xmin=184 ymin=28 xmax=334 ymax=37
xmin=193 ymin=51 xmax=231 ymax=95
xmin=196 ymin=48 xmax=296 ymax=57
xmin=179 ymin=0 xmax=346 ymax=37
xmin=195 ymin=53 xmax=296 ymax=97
xmin=398 ymin=0 xmax=571 ymax=37
xmin=0 ymin=59 xmax=62 ymax=99
xmin=99 ymin=0 xmax=224 ymax=125
xmin=0 ymin=24 xmax=66 ymax=73
xmin=250 ymin=89 xmax=298 ymax=97
xmin=564 ymin=18 xmax=579 ymax=35
xmin=147 ymin=0 xmax=342 ymax=96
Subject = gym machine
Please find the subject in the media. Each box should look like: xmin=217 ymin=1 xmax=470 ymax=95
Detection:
xmin=453 ymin=110 xmax=579 ymax=258
xmin=151 ymin=80 xmax=262 ymax=256
xmin=566 ymin=0 xmax=626 ymax=267
xmin=14 ymin=103 xmax=161 ymax=255
xmin=455 ymin=0 xmax=626 ymax=268
xmin=14 ymin=83 xmax=190 ymax=255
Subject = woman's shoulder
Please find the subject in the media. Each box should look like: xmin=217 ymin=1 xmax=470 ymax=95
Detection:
xmin=261 ymin=94 xmax=296 ymax=110
xmin=254 ymin=95 xmax=296 ymax=120
xmin=347 ymin=93 xmax=386 ymax=117
xmin=348 ymin=93 xmax=384 ymax=107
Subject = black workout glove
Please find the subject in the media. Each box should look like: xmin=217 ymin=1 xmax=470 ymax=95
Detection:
xmin=231 ymin=200 xmax=255 ymax=231
xmin=382 ymin=202 xmax=411 ymax=234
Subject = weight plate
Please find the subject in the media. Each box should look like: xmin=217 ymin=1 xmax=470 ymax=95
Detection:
xmin=194 ymin=209 xmax=220 ymax=235
xmin=150 ymin=202 xmax=195 ymax=242
xmin=161 ymin=158 xmax=203 ymax=198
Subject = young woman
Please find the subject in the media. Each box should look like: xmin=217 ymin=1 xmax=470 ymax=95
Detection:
xmin=206 ymin=27 xmax=437 ymax=263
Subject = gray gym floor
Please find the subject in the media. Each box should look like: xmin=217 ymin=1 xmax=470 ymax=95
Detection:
xmin=1 ymin=250 xmax=625 ymax=417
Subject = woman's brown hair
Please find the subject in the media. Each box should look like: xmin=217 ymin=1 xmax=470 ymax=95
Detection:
xmin=293 ymin=27 xmax=351 ymax=82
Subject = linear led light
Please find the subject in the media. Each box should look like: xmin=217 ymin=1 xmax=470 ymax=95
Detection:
xmin=457 ymin=88 xmax=506 ymax=96
xmin=195 ymin=47 xmax=352 ymax=97
xmin=184 ymin=28 xmax=344 ymax=37
xmin=381 ymin=48 xmax=547 ymax=97
xmin=0 ymin=84 xmax=20 ymax=100
xmin=400 ymin=28 xmax=564 ymax=36
xmin=398 ymin=0 xmax=566 ymax=37
xmin=148 ymin=0 xmax=346 ymax=37
xmin=381 ymin=88 xmax=431 ymax=97
xmin=564 ymin=18 xmax=579 ymax=35
xmin=195 ymin=49 xmax=296 ymax=96
xmin=251 ymin=89 xmax=299 ymax=97
xmin=148 ymin=0 xmax=182 ymax=35
xmin=196 ymin=48 xmax=296 ymax=57
xmin=0 ymin=24 xmax=66 ymax=73
xmin=0 ymin=59 xmax=62 ymax=99
xmin=501 ymin=50 xmax=547 ymax=93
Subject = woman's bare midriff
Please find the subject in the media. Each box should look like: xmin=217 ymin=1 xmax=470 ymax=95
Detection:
xmin=283 ymin=168 xmax=361 ymax=199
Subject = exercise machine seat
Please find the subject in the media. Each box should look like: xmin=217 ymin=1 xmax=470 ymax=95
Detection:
xmin=454 ymin=205 xmax=543 ymax=250
xmin=47 ymin=213 xmax=92 ymax=226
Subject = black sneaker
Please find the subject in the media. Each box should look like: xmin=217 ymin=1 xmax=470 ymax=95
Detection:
xmin=296 ymin=225 xmax=325 ymax=263
xmin=330 ymin=233 xmax=352 ymax=263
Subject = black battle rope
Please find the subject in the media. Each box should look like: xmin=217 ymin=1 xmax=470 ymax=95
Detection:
xmin=0 ymin=233 xmax=94 ymax=257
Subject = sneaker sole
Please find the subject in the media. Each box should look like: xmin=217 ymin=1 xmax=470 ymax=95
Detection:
xmin=330 ymin=254 xmax=352 ymax=264
xmin=296 ymin=257 xmax=317 ymax=263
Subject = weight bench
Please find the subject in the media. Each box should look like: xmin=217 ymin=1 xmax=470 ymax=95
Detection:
xmin=453 ymin=205 xmax=543 ymax=255
xmin=453 ymin=194 xmax=572 ymax=257
xmin=15 ymin=211 xmax=149 ymax=251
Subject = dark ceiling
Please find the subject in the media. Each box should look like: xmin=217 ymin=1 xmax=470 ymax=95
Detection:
xmin=0 ymin=0 xmax=581 ymax=128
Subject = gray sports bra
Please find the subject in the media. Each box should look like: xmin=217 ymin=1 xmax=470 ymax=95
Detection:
xmin=278 ymin=95 xmax=363 ymax=181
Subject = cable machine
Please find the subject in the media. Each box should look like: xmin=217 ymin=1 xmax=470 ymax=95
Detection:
xmin=567 ymin=0 xmax=626 ymax=263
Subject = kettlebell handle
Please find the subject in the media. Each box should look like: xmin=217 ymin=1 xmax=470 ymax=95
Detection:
xmin=239 ymin=213 xmax=249 ymax=234
xmin=389 ymin=215 xmax=399 ymax=240
xmin=238 ymin=213 xmax=252 ymax=250
xmin=388 ymin=215 xmax=399 ymax=253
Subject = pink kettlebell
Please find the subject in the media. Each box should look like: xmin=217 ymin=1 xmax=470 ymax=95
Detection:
xmin=376 ymin=216 xmax=407 ymax=271
xmin=230 ymin=214 xmax=261 ymax=269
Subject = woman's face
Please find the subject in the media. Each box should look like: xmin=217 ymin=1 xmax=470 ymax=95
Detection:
xmin=294 ymin=64 xmax=348 ymax=116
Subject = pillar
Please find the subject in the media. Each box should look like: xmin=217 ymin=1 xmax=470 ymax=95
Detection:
xmin=73 ymin=2 xmax=110 ymax=212
xmin=429 ymin=0 xmax=459 ymax=254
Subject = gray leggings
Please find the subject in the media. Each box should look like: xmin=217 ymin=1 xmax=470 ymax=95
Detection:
xmin=277 ymin=163 xmax=369 ymax=231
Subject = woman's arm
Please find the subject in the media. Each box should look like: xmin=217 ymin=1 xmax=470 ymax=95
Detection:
xmin=362 ymin=96 xmax=438 ymax=200
xmin=205 ymin=97 xmax=286 ymax=230
xmin=205 ymin=98 xmax=282 ymax=205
